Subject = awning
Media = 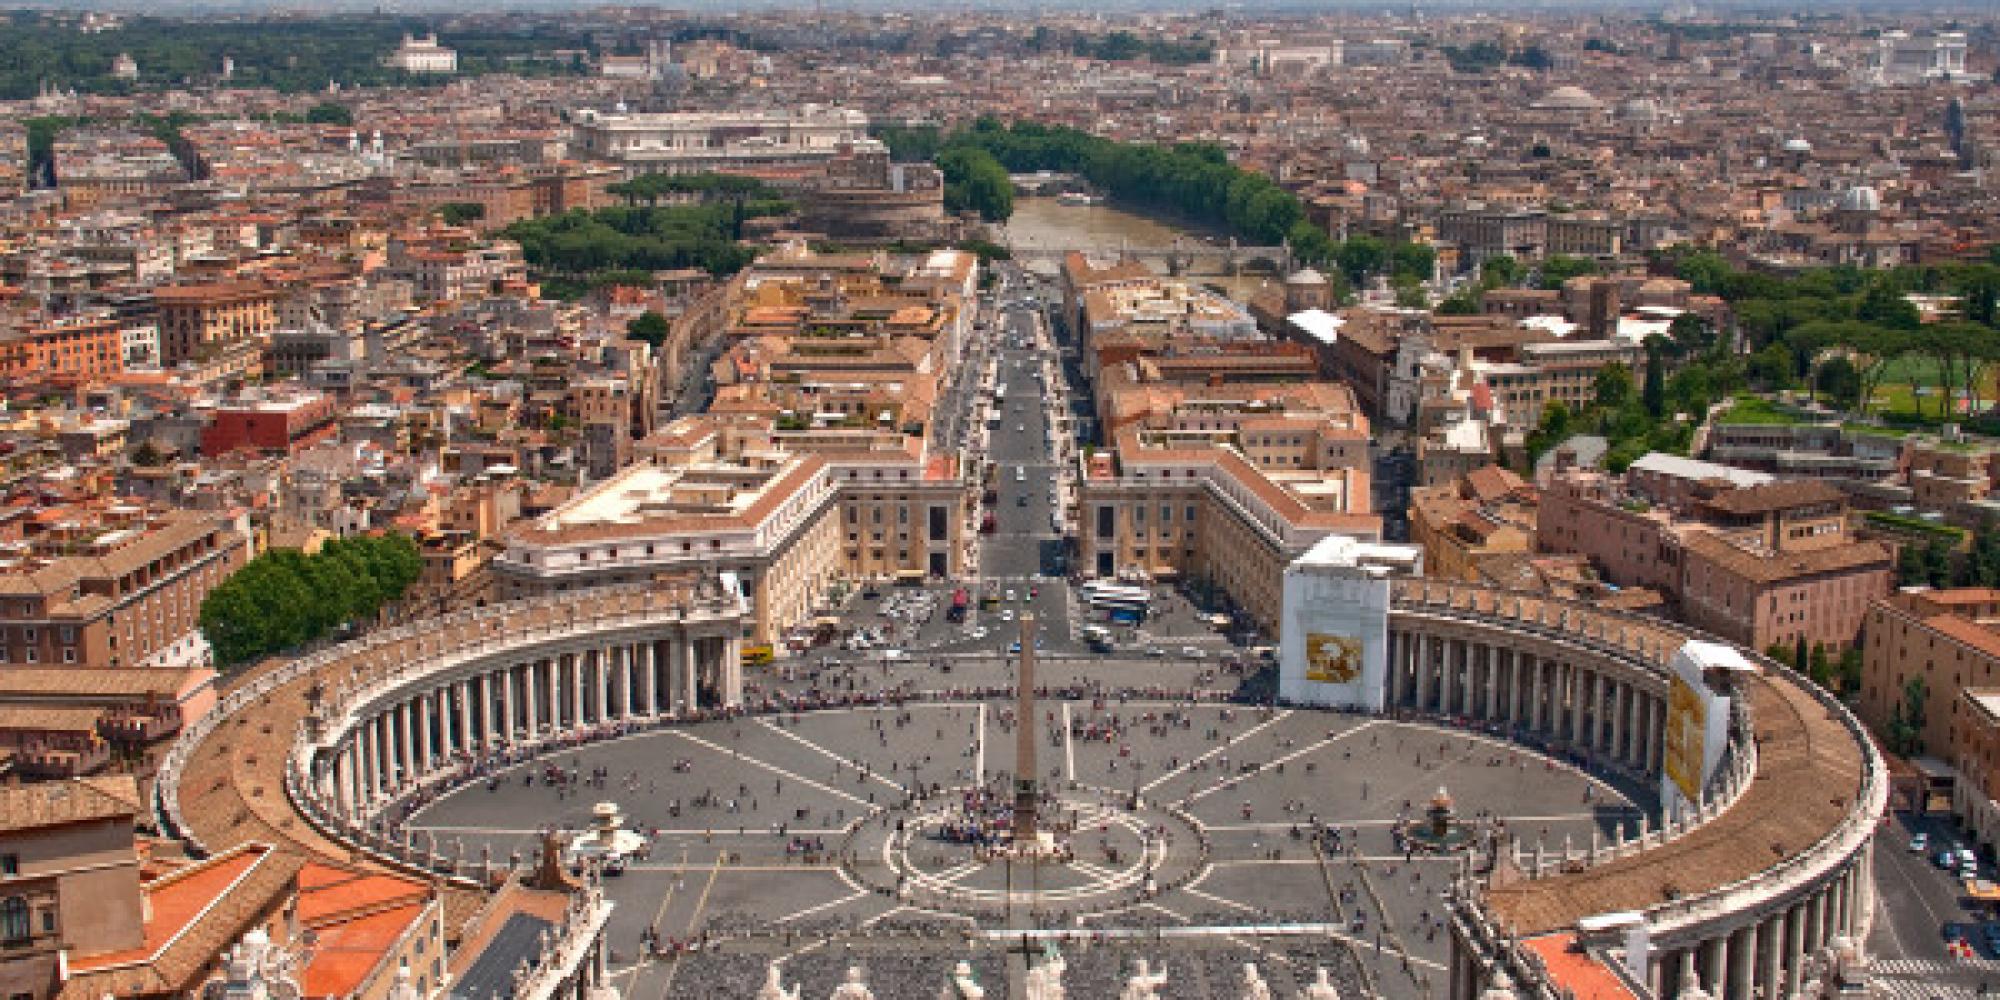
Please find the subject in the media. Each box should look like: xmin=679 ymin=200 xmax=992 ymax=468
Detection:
xmin=1152 ymin=565 xmax=1180 ymax=579
xmin=895 ymin=569 xmax=926 ymax=580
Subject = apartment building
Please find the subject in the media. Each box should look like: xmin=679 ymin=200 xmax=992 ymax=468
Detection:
xmin=151 ymin=281 xmax=282 ymax=366
xmin=0 ymin=312 xmax=126 ymax=386
xmin=1539 ymin=454 xmax=1892 ymax=652
xmin=0 ymin=505 xmax=251 ymax=670
xmin=1408 ymin=467 xmax=1537 ymax=581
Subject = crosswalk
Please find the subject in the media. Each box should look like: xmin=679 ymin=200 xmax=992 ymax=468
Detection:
xmin=1872 ymin=957 xmax=2000 ymax=974
xmin=1869 ymin=956 xmax=2000 ymax=1000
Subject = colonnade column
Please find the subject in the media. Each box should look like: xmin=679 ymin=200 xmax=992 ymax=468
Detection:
xmin=1756 ymin=913 xmax=1783 ymax=1000
xmin=1783 ymin=901 xmax=1806 ymax=998
xmin=681 ymin=636 xmax=699 ymax=713
xmin=724 ymin=634 xmax=743 ymax=707
xmin=614 ymin=646 xmax=632 ymax=720
xmin=1387 ymin=632 xmax=1405 ymax=708
xmin=545 ymin=656 xmax=561 ymax=731
xmin=505 ymin=665 xmax=521 ymax=741
xmin=639 ymin=642 xmax=658 ymax=717
xmin=1724 ymin=923 xmax=1755 ymax=1000
xmin=399 ymin=701 xmax=417 ymax=786
xmin=436 ymin=692 xmax=456 ymax=760
xmin=1650 ymin=697 xmax=1667 ymax=773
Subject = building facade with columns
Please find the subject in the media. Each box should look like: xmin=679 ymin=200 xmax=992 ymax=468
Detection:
xmin=495 ymin=421 xmax=968 ymax=645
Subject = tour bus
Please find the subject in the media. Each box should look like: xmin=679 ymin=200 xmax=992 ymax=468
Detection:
xmin=1098 ymin=597 xmax=1150 ymax=624
xmin=1082 ymin=581 xmax=1151 ymax=603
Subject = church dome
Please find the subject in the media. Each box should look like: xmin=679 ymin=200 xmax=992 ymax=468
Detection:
xmin=1533 ymin=85 xmax=1604 ymax=111
xmin=1287 ymin=267 xmax=1329 ymax=286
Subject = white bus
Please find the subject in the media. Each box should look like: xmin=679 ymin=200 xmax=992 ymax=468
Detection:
xmin=994 ymin=383 xmax=1007 ymax=402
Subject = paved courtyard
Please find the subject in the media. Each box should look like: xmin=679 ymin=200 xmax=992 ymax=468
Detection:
xmin=408 ymin=661 xmax=1654 ymax=999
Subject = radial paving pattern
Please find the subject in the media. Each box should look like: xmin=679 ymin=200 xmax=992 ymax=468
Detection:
xmin=406 ymin=697 xmax=1650 ymax=998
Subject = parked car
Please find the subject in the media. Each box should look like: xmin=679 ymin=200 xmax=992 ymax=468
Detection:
xmin=1910 ymin=832 xmax=1930 ymax=853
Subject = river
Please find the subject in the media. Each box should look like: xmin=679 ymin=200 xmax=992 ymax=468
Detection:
xmin=996 ymin=197 xmax=1281 ymax=304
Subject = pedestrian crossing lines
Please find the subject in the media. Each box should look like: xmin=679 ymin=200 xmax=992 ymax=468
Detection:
xmin=1872 ymin=956 xmax=2000 ymax=975
xmin=1871 ymin=975 xmax=1982 ymax=1000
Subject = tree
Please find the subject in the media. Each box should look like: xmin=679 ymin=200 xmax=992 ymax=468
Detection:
xmin=1898 ymin=540 xmax=1928 ymax=587
xmin=1479 ymin=255 xmax=1523 ymax=290
xmin=1335 ymin=235 xmax=1388 ymax=287
xmin=305 ymin=102 xmax=353 ymax=126
xmin=1436 ymin=291 xmax=1481 ymax=315
xmin=1593 ymin=362 xmax=1635 ymax=410
xmin=1746 ymin=343 xmax=1795 ymax=388
xmin=1807 ymin=643 xmax=1832 ymax=688
xmin=438 ymin=202 xmax=485 ymax=227
xmin=1537 ymin=255 xmax=1598 ymax=290
xmin=1642 ymin=339 xmax=1667 ymax=418
xmin=1924 ymin=536 xmax=1956 ymax=588
xmin=1888 ymin=675 xmax=1930 ymax=756
xmin=199 ymin=533 xmax=424 ymax=669
xmin=626 ymin=310 xmax=670 ymax=349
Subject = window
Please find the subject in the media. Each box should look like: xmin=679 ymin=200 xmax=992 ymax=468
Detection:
xmin=0 ymin=897 xmax=27 ymax=942
xmin=0 ymin=855 xmax=16 ymax=876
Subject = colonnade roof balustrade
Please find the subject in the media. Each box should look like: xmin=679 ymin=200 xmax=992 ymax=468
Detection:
xmin=154 ymin=584 xmax=711 ymax=930
xmin=1393 ymin=579 xmax=1885 ymax=942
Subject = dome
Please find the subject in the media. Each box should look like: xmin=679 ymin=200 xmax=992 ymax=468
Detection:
xmin=1533 ymin=85 xmax=1604 ymax=111
xmin=1619 ymin=98 xmax=1660 ymax=122
xmin=1839 ymin=185 xmax=1881 ymax=212
xmin=1782 ymin=138 xmax=1813 ymax=154
xmin=1287 ymin=267 xmax=1329 ymax=286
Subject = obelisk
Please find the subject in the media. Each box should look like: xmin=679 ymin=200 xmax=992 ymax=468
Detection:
xmin=1012 ymin=612 xmax=1039 ymax=842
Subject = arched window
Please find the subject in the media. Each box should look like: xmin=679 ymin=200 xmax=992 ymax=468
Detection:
xmin=1 ymin=896 xmax=29 ymax=942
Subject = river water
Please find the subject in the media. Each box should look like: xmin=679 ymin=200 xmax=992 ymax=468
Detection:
xmin=997 ymin=197 xmax=1280 ymax=303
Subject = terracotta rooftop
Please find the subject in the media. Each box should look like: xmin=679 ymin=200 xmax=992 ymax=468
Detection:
xmin=0 ymin=774 xmax=139 ymax=833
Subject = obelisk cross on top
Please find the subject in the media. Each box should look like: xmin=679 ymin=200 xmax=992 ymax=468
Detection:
xmin=1013 ymin=611 xmax=1039 ymax=842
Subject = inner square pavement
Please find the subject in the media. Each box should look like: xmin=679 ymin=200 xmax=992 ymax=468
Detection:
xmin=404 ymin=656 xmax=1654 ymax=999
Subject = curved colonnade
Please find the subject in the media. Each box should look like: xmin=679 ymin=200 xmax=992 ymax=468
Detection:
xmin=154 ymin=579 xmax=1883 ymax=1000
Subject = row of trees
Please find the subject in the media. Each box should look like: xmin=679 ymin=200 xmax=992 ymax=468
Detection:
xmin=1896 ymin=518 xmax=2000 ymax=590
xmin=503 ymin=178 xmax=790 ymax=296
xmin=198 ymin=534 xmax=423 ymax=669
xmin=1661 ymin=247 xmax=2000 ymax=426
xmin=0 ymin=15 xmax=601 ymax=98
xmin=1066 ymin=30 xmax=1213 ymax=65
xmin=884 ymin=119 xmax=1307 ymax=246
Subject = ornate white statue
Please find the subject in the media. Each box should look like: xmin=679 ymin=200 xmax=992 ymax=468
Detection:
xmin=830 ymin=965 xmax=875 ymax=1000
xmin=759 ymin=961 xmax=801 ymax=1000
xmin=1120 ymin=958 xmax=1169 ymax=1000
xmin=218 ymin=927 xmax=304 ymax=1000
xmin=1238 ymin=962 xmax=1273 ymax=1000
xmin=940 ymin=959 xmax=985 ymax=999
xmin=1024 ymin=942 xmax=1066 ymax=1000
xmin=1302 ymin=966 xmax=1341 ymax=1000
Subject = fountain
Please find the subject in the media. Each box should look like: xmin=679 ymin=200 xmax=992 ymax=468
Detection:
xmin=565 ymin=802 xmax=647 ymax=869
xmin=1403 ymin=786 xmax=1476 ymax=852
